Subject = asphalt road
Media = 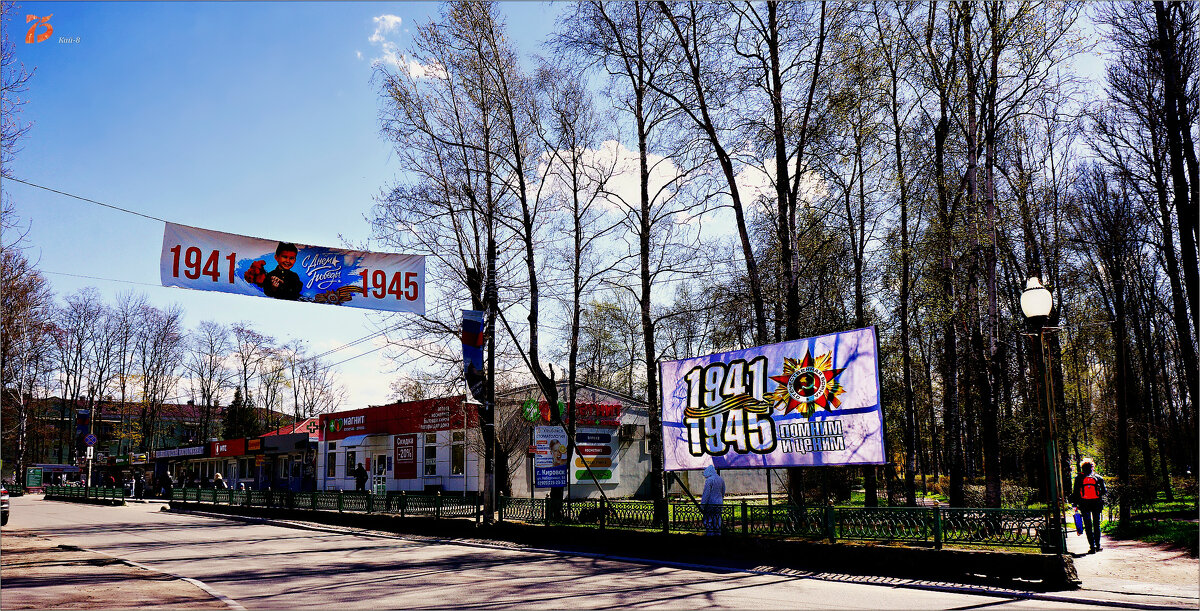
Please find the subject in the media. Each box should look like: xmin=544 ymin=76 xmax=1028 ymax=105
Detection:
xmin=2 ymin=496 xmax=1111 ymax=610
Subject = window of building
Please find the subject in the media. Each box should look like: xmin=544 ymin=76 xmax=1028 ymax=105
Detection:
xmin=424 ymin=433 xmax=437 ymax=476
xmin=451 ymin=431 xmax=465 ymax=476
xmin=346 ymin=450 xmax=357 ymax=477
xmin=326 ymin=451 xmax=337 ymax=478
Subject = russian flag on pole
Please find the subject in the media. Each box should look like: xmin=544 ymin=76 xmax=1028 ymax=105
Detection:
xmin=462 ymin=310 xmax=486 ymax=403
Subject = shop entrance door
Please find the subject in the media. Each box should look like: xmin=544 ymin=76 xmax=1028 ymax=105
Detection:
xmin=373 ymin=453 xmax=387 ymax=494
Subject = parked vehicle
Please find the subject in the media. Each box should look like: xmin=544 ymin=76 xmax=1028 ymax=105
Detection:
xmin=2 ymin=485 xmax=10 ymax=526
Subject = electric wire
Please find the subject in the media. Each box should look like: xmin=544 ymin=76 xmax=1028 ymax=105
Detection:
xmin=6 ymin=176 xmax=168 ymax=223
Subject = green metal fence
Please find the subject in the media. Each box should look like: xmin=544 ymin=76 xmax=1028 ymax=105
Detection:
xmin=43 ymin=485 xmax=126 ymax=503
xmin=169 ymin=488 xmax=482 ymax=522
xmin=55 ymin=484 xmax=1045 ymax=551
xmin=496 ymin=496 xmax=1047 ymax=550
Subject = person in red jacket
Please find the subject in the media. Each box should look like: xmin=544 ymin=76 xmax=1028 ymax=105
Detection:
xmin=1070 ymin=458 xmax=1108 ymax=553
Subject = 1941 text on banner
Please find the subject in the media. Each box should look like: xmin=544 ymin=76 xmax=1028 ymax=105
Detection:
xmin=659 ymin=327 xmax=884 ymax=471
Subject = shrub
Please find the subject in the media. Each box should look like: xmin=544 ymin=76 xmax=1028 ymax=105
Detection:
xmin=963 ymin=484 xmax=987 ymax=507
xmin=1001 ymin=482 xmax=1037 ymax=508
xmin=1171 ymin=475 xmax=1198 ymax=498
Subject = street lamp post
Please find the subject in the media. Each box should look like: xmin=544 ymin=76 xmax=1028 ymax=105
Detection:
xmin=1021 ymin=277 xmax=1066 ymax=555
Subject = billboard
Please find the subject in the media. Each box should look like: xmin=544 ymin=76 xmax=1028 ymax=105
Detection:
xmin=533 ymin=426 xmax=569 ymax=488
xmin=161 ymin=222 xmax=424 ymax=314
xmin=571 ymin=427 xmax=619 ymax=485
xmin=659 ymin=326 xmax=884 ymax=471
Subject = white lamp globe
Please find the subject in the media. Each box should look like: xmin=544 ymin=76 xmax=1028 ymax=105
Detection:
xmin=1020 ymin=277 xmax=1053 ymax=319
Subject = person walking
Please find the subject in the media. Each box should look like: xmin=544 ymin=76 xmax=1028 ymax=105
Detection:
xmin=701 ymin=464 xmax=726 ymax=536
xmin=213 ymin=473 xmax=228 ymax=489
xmin=353 ymin=463 xmax=369 ymax=492
xmin=1070 ymin=458 xmax=1108 ymax=553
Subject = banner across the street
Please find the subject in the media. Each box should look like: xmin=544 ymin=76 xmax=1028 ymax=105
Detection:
xmin=160 ymin=222 xmax=424 ymax=314
xmin=659 ymin=326 xmax=884 ymax=471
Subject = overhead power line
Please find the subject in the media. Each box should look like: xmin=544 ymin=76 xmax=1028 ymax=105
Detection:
xmin=7 ymin=176 xmax=168 ymax=223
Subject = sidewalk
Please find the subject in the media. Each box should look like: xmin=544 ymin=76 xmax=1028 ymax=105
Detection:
xmin=0 ymin=527 xmax=229 ymax=609
xmin=1048 ymin=524 xmax=1200 ymax=608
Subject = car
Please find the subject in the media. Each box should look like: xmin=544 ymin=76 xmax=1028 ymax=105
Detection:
xmin=1 ymin=485 xmax=9 ymax=526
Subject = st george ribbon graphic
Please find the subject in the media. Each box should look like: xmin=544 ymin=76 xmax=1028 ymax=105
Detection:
xmin=160 ymin=223 xmax=424 ymax=314
xmin=659 ymin=326 xmax=885 ymax=471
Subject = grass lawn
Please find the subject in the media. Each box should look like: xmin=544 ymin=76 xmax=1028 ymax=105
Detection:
xmin=1102 ymin=519 xmax=1198 ymax=557
xmin=1099 ymin=493 xmax=1199 ymax=557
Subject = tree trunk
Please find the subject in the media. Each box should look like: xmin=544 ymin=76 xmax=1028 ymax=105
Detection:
xmin=1154 ymin=2 xmax=1200 ymax=354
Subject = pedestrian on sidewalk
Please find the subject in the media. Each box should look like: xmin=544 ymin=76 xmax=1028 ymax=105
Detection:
xmin=1070 ymin=457 xmax=1107 ymax=554
xmin=701 ymin=464 xmax=725 ymax=536
xmin=354 ymin=463 xmax=369 ymax=492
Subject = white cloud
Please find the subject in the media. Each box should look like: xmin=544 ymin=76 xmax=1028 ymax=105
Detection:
xmin=365 ymin=13 xmax=445 ymax=79
xmin=538 ymin=140 xmax=687 ymax=216
xmin=369 ymin=14 xmax=403 ymax=44
xmin=403 ymin=57 xmax=447 ymax=80
xmin=356 ymin=50 xmax=363 ymax=61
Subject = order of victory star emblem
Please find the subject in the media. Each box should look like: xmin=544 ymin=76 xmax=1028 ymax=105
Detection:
xmin=769 ymin=351 xmax=846 ymax=417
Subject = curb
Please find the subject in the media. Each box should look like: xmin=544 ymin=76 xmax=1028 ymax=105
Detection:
xmin=167 ymin=505 xmax=1192 ymax=610
xmin=75 ymin=543 xmax=245 ymax=611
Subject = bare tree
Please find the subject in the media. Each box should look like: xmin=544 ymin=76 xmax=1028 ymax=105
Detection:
xmin=653 ymin=1 xmax=769 ymax=344
xmin=0 ymin=247 xmax=54 ymax=485
xmin=294 ymin=354 xmax=345 ymax=419
xmin=1 ymin=0 xmax=34 ymax=182
xmin=230 ymin=322 xmax=272 ymax=408
xmin=256 ymin=348 xmax=288 ymax=434
xmin=558 ymin=1 xmax=709 ymax=516
xmin=135 ymin=304 xmax=186 ymax=451
xmin=50 ymin=289 xmax=104 ymax=463
xmin=110 ymin=291 xmax=147 ymax=457
xmin=186 ymin=320 xmax=233 ymax=442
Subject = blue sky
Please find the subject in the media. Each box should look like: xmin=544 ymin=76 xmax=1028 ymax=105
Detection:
xmin=4 ymin=2 xmax=1110 ymax=414
xmin=5 ymin=2 xmax=561 ymax=410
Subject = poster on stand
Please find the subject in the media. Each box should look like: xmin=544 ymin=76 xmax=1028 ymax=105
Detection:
xmin=533 ymin=426 xmax=568 ymax=488
xmin=570 ymin=427 xmax=619 ymax=485
xmin=659 ymin=326 xmax=884 ymax=471
xmin=161 ymin=222 xmax=424 ymax=314
xmin=393 ymin=434 xmax=417 ymax=479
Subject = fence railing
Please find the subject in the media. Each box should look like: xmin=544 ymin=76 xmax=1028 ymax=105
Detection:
xmin=43 ymin=485 xmax=126 ymax=503
xmin=497 ymin=496 xmax=1047 ymax=550
xmin=50 ymin=484 xmax=1045 ymax=550
xmin=169 ymin=487 xmax=482 ymax=522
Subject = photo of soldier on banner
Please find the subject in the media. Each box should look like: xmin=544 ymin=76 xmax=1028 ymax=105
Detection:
xmin=659 ymin=326 xmax=885 ymax=471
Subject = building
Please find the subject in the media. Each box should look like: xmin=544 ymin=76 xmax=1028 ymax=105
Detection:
xmin=259 ymin=418 xmax=320 ymax=491
xmin=317 ymin=396 xmax=481 ymax=494
xmin=498 ymin=382 xmax=654 ymax=499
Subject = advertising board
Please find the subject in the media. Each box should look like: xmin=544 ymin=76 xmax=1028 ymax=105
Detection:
xmin=659 ymin=327 xmax=884 ymax=471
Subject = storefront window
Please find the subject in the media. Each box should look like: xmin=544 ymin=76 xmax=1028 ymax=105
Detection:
xmin=451 ymin=431 xmax=465 ymax=475
xmin=326 ymin=451 xmax=337 ymax=478
xmin=424 ymin=433 xmax=437 ymax=476
xmin=346 ymin=450 xmax=357 ymax=477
